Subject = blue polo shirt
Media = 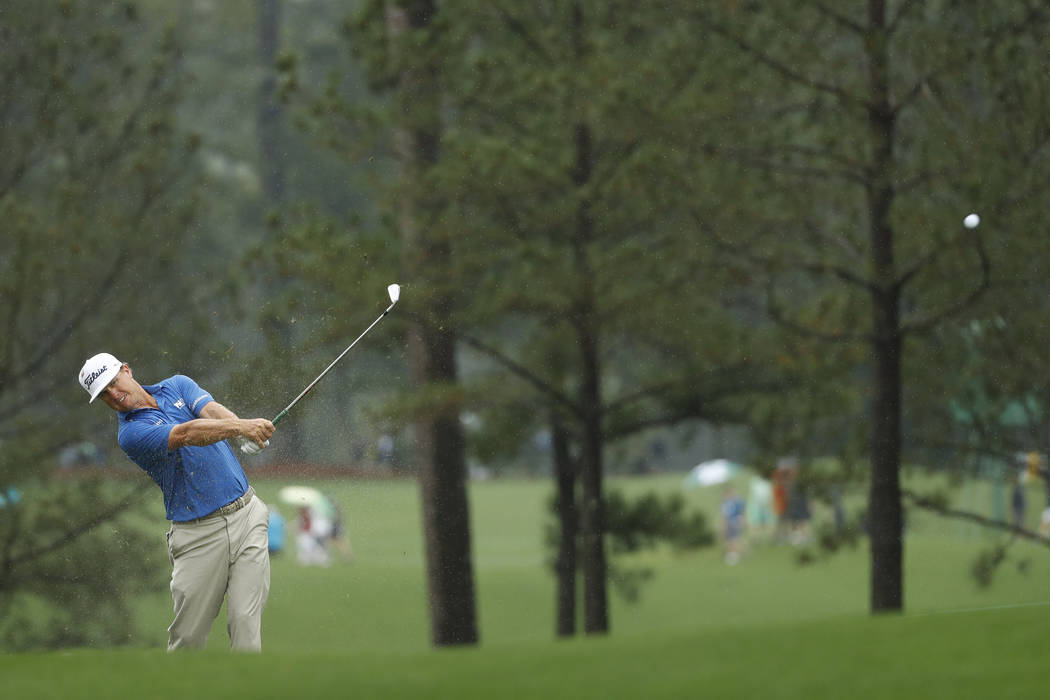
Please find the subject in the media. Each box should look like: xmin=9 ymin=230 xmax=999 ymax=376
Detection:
xmin=117 ymin=375 xmax=249 ymax=522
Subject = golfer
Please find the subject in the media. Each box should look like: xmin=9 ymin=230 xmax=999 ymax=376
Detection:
xmin=78 ymin=352 xmax=275 ymax=651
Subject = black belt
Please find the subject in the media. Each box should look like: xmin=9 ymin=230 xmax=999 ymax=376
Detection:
xmin=178 ymin=486 xmax=255 ymax=524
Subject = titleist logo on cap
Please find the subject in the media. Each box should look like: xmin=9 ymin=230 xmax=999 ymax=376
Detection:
xmin=83 ymin=365 xmax=110 ymax=388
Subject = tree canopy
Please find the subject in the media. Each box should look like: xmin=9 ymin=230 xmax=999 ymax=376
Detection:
xmin=4 ymin=0 xmax=1050 ymax=648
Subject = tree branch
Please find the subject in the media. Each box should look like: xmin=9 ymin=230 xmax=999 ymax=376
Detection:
xmin=706 ymin=144 xmax=869 ymax=186
xmin=900 ymin=230 xmax=991 ymax=336
xmin=452 ymin=326 xmax=579 ymax=417
xmin=806 ymin=0 xmax=866 ymax=35
xmin=7 ymin=481 xmax=153 ymax=570
xmin=605 ymin=360 xmax=772 ymax=416
xmin=704 ymin=17 xmax=867 ymax=109
xmin=803 ymin=220 xmax=866 ymax=264
xmin=888 ymin=0 xmax=922 ymax=34
xmin=893 ymin=49 xmax=978 ymax=116
xmin=766 ymin=281 xmax=870 ymax=344
xmin=604 ymin=385 xmax=777 ymax=443
xmin=491 ymin=1 xmax=553 ymax=63
xmin=696 ymin=209 xmax=874 ymax=293
xmin=903 ymin=489 xmax=1050 ymax=548
xmin=896 ymin=166 xmax=953 ymax=194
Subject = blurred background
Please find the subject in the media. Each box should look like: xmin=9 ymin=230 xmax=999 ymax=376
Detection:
xmin=2 ymin=0 xmax=1050 ymax=654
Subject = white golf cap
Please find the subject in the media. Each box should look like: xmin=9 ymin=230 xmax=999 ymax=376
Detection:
xmin=79 ymin=352 xmax=122 ymax=403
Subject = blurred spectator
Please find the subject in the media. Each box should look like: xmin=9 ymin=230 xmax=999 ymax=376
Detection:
xmin=1023 ymin=452 xmax=1050 ymax=537
xmin=323 ymin=491 xmax=353 ymax=561
xmin=721 ymin=485 xmax=746 ymax=565
xmin=0 ymin=488 xmax=21 ymax=508
xmin=746 ymin=476 xmax=774 ymax=543
xmin=378 ymin=434 xmax=395 ymax=466
xmin=777 ymin=458 xmax=811 ymax=546
xmin=832 ymin=484 xmax=846 ymax=534
xmin=786 ymin=485 xmax=811 ymax=546
xmin=1010 ymin=469 xmax=1026 ymax=530
xmin=296 ymin=505 xmax=332 ymax=567
xmin=772 ymin=459 xmax=792 ymax=541
xmin=268 ymin=507 xmax=286 ymax=555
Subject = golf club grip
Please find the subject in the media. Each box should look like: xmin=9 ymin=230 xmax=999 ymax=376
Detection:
xmin=272 ymin=409 xmax=288 ymax=426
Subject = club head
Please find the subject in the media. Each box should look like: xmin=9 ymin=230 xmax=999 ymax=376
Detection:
xmin=387 ymin=283 xmax=401 ymax=304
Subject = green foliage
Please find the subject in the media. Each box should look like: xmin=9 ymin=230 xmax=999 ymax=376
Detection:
xmin=970 ymin=541 xmax=1010 ymax=589
xmin=7 ymin=0 xmax=1048 ymax=652
xmin=1 ymin=0 xmax=208 ymax=455
xmin=261 ymin=2 xmax=808 ymax=476
xmin=970 ymin=537 xmax=1034 ymax=590
xmin=229 ymin=201 xmax=409 ymax=463
xmin=544 ymin=487 xmax=714 ymax=603
xmin=691 ymin=0 xmax=1050 ymax=463
xmin=286 ymin=1 xmax=1050 ymax=624
xmin=0 ymin=0 xmax=208 ymax=649
xmin=604 ymin=489 xmax=715 ymax=554
xmin=0 ymin=479 xmax=165 ymax=651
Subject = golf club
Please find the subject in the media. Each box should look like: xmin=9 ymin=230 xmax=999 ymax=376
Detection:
xmin=240 ymin=283 xmax=401 ymax=454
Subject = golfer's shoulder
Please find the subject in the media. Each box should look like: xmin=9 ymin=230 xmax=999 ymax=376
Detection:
xmin=142 ymin=374 xmax=186 ymax=392
xmin=116 ymin=410 xmax=163 ymax=451
xmin=164 ymin=374 xmax=204 ymax=396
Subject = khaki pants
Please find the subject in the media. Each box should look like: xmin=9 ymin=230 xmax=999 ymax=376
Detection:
xmin=165 ymin=493 xmax=270 ymax=651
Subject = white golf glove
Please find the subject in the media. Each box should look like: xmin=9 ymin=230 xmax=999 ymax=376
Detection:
xmin=236 ymin=436 xmax=269 ymax=455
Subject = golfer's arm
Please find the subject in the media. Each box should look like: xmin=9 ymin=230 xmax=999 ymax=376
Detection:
xmin=199 ymin=400 xmax=238 ymax=421
xmin=167 ymin=401 xmax=242 ymax=449
xmin=168 ymin=419 xmax=244 ymax=449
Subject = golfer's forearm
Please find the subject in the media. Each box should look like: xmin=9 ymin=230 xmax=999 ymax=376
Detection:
xmin=199 ymin=401 xmax=238 ymax=421
xmin=168 ymin=419 xmax=246 ymax=449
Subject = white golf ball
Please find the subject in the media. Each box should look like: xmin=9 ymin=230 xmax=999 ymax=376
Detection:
xmin=963 ymin=213 xmax=980 ymax=229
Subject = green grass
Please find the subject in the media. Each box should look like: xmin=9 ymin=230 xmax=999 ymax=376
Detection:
xmin=5 ymin=606 xmax=1048 ymax=699
xmin=7 ymin=472 xmax=1050 ymax=697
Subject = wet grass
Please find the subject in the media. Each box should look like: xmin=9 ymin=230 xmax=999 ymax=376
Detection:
xmin=6 ymin=472 xmax=1048 ymax=697
xmin=5 ymin=604 xmax=1047 ymax=699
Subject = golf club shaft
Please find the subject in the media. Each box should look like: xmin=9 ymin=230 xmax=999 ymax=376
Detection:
xmin=273 ymin=299 xmax=397 ymax=426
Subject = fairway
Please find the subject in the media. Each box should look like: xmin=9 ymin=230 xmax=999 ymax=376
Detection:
xmin=5 ymin=605 xmax=1048 ymax=699
xmin=10 ymin=472 xmax=1050 ymax=697
xmin=125 ymin=472 xmax=1050 ymax=654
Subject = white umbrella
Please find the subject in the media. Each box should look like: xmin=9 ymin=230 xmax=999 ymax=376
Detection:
xmin=278 ymin=485 xmax=325 ymax=508
xmin=683 ymin=459 xmax=740 ymax=488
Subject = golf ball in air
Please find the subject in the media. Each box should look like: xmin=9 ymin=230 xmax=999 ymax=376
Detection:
xmin=963 ymin=213 xmax=980 ymax=229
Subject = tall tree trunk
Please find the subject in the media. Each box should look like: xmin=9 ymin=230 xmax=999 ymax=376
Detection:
xmin=256 ymin=0 xmax=307 ymax=458
xmin=866 ymin=0 xmax=904 ymax=612
xmin=256 ymin=0 xmax=286 ymax=203
xmin=577 ymin=321 xmax=608 ymax=634
xmin=571 ymin=114 xmax=608 ymax=634
xmin=568 ymin=0 xmax=608 ymax=637
xmin=390 ymin=0 xmax=478 ymax=646
xmin=409 ymin=313 xmax=478 ymax=645
xmin=869 ymin=300 xmax=903 ymax=612
xmin=551 ymin=411 xmax=577 ymax=637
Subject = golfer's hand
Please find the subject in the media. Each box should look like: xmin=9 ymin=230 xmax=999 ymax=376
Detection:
xmin=237 ymin=436 xmax=268 ymax=455
xmin=237 ymin=418 xmax=274 ymax=455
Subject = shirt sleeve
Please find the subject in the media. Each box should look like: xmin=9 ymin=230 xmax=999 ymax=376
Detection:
xmin=119 ymin=417 xmax=174 ymax=461
xmin=172 ymin=375 xmax=214 ymax=417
